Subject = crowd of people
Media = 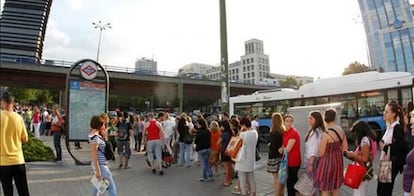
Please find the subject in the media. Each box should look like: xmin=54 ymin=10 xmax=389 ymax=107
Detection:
xmin=2 ymin=90 xmax=414 ymax=196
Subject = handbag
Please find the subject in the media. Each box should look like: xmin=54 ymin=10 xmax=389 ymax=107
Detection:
xmin=225 ymin=136 xmax=243 ymax=159
xmin=294 ymin=173 xmax=315 ymax=196
xmin=233 ymin=143 xmax=246 ymax=162
xmin=344 ymin=162 xmax=367 ymax=188
xmin=378 ymin=148 xmax=392 ymax=183
xmin=278 ymin=149 xmax=288 ymax=185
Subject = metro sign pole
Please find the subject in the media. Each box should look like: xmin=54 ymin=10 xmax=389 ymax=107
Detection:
xmin=219 ymin=0 xmax=230 ymax=113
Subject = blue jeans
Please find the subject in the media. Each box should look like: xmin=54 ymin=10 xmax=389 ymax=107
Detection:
xmin=147 ymin=140 xmax=162 ymax=169
xmin=52 ymin=131 xmax=62 ymax=161
xmin=178 ymin=142 xmax=192 ymax=166
xmin=91 ymin=164 xmax=117 ymax=196
xmin=198 ymin=148 xmax=212 ymax=179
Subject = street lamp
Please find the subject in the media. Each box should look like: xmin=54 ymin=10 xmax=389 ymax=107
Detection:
xmin=92 ymin=20 xmax=111 ymax=62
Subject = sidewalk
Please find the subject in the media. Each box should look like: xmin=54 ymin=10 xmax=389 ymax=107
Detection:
xmin=2 ymin=136 xmax=405 ymax=195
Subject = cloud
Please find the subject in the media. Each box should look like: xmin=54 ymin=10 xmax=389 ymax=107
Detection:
xmin=65 ymin=0 xmax=85 ymax=10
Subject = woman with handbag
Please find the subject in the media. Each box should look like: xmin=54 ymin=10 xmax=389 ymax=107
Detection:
xmin=234 ymin=118 xmax=258 ymax=196
xmin=377 ymin=101 xmax=407 ymax=196
xmin=266 ymin=113 xmax=285 ymax=196
xmin=177 ymin=115 xmax=192 ymax=167
xmin=295 ymin=111 xmax=325 ymax=196
xmin=344 ymin=120 xmax=377 ymax=196
xmin=220 ymin=113 xmax=234 ymax=187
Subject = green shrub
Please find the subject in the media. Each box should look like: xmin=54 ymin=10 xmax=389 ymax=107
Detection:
xmin=23 ymin=134 xmax=55 ymax=162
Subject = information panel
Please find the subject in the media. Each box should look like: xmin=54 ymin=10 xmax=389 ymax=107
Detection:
xmin=68 ymin=80 xmax=106 ymax=140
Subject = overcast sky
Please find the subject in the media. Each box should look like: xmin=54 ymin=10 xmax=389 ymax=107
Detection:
xmin=1 ymin=0 xmax=368 ymax=79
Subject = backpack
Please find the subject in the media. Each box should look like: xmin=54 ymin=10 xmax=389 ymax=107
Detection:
xmin=91 ymin=135 xmax=115 ymax=161
xmin=117 ymin=121 xmax=130 ymax=140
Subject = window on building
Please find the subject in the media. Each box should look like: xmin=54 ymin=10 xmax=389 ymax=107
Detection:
xmin=236 ymin=69 xmax=239 ymax=74
xmin=252 ymin=72 xmax=255 ymax=77
xmin=236 ymin=75 xmax=239 ymax=80
xmin=251 ymin=65 xmax=254 ymax=70
xmin=247 ymin=66 xmax=250 ymax=71
xmin=243 ymin=60 xmax=245 ymax=65
xmin=247 ymin=73 xmax=250 ymax=78
xmin=243 ymin=67 xmax=246 ymax=72
xmin=251 ymin=58 xmax=254 ymax=63
xmin=243 ymin=74 xmax=246 ymax=79
xmin=252 ymin=79 xmax=255 ymax=84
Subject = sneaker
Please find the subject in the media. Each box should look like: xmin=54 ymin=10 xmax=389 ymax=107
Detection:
xmin=124 ymin=165 xmax=130 ymax=169
xmin=159 ymin=171 xmax=164 ymax=175
xmin=198 ymin=178 xmax=206 ymax=182
xmin=118 ymin=164 xmax=123 ymax=169
xmin=231 ymin=189 xmax=241 ymax=195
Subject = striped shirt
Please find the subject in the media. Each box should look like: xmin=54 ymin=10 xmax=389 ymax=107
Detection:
xmin=89 ymin=134 xmax=107 ymax=165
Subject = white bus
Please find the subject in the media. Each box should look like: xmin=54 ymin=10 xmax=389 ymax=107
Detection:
xmin=230 ymin=71 xmax=414 ymax=138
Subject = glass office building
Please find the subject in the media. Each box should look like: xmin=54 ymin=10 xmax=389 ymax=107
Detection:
xmin=358 ymin=0 xmax=414 ymax=73
xmin=0 ymin=0 xmax=53 ymax=63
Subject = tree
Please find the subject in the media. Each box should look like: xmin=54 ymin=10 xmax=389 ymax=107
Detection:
xmin=342 ymin=61 xmax=371 ymax=75
xmin=279 ymin=77 xmax=301 ymax=89
xmin=7 ymin=87 xmax=57 ymax=105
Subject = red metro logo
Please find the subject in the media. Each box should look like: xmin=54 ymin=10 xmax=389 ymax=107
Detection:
xmin=80 ymin=61 xmax=98 ymax=80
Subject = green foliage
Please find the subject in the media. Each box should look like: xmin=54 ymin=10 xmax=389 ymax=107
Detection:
xmin=279 ymin=77 xmax=301 ymax=89
xmin=22 ymin=134 xmax=55 ymax=162
xmin=6 ymin=87 xmax=57 ymax=105
xmin=342 ymin=61 xmax=371 ymax=75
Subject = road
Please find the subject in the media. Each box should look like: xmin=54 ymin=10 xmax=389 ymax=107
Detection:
xmin=2 ymin=136 xmax=405 ymax=195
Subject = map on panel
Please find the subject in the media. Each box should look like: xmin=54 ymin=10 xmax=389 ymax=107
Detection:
xmin=69 ymin=80 xmax=106 ymax=140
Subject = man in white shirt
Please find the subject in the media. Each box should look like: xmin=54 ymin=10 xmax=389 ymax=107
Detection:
xmin=162 ymin=113 xmax=176 ymax=157
xmin=251 ymin=115 xmax=259 ymax=132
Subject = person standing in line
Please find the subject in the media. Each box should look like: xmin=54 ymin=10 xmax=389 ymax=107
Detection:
xmin=377 ymin=101 xmax=408 ymax=196
xmin=344 ymin=120 xmax=377 ymax=196
xmin=162 ymin=113 xmax=176 ymax=157
xmin=51 ymin=104 xmax=64 ymax=163
xmin=39 ymin=107 xmax=49 ymax=136
xmin=31 ymin=106 xmax=41 ymax=139
xmin=403 ymin=110 xmax=414 ymax=196
xmin=143 ymin=113 xmax=166 ymax=175
xmin=302 ymin=111 xmax=325 ymax=192
xmin=0 ymin=92 xmax=30 ymax=196
xmin=220 ymin=112 xmax=234 ymax=186
xmin=132 ymin=115 xmax=141 ymax=152
xmin=266 ymin=113 xmax=285 ymax=196
xmin=107 ymin=116 xmax=118 ymax=153
xmin=209 ymin=120 xmax=222 ymax=176
xmin=194 ymin=118 xmax=213 ymax=182
xmin=282 ymin=114 xmax=301 ymax=196
xmin=116 ymin=112 xmax=132 ymax=169
xmin=235 ymin=118 xmax=258 ymax=196
xmin=404 ymin=101 xmax=414 ymax=150
xmin=313 ymin=109 xmax=346 ymax=196
xmin=177 ymin=114 xmax=193 ymax=167
xmin=89 ymin=115 xmax=117 ymax=196
xmin=23 ymin=106 xmax=32 ymax=131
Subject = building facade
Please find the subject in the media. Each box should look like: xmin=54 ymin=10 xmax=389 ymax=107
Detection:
xmin=135 ymin=57 xmax=157 ymax=74
xmin=205 ymin=39 xmax=270 ymax=85
xmin=240 ymin=39 xmax=270 ymax=84
xmin=0 ymin=0 xmax=53 ymax=63
xmin=358 ymin=0 xmax=414 ymax=73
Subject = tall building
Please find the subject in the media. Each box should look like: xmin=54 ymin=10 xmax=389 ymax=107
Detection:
xmin=205 ymin=61 xmax=241 ymax=82
xmin=135 ymin=57 xmax=157 ymax=74
xmin=0 ymin=0 xmax=53 ymax=63
xmin=240 ymin=39 xmax=270 ymax=84
xmin=358 ymin=0 xmax=414 ymax=73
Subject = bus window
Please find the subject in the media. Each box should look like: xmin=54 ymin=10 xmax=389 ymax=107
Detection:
xmin=291 ymin=100 xmax=301 ymax=107
xmin=304 ymin=99 xmax=313 ymax=106
xmin=315 ymin=97 xmax=329 ymax=105
xmin=235 ymin=103 xmax=252 ymax=117
xmin=275 ymin=100 xmax=289 ymax=114
xmin=401 ymin=87 xmax=413 ymax=106
xmin=387 ymin=89 xmax=398 ymax=102
xmin=262 ymin=101 xmax=275 ymax=118
xmin=358 ymin=91 xmax=385 ymax=117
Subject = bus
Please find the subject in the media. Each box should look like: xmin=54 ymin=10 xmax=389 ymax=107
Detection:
xmin=230 ymin=71 xmax=414 ymax=138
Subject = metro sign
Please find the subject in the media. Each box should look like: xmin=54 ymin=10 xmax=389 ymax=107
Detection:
xmin=80 ymin=61 xmax=98 ymax=80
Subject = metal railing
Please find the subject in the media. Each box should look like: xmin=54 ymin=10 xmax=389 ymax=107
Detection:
xmin=1 ymin=56 xmax=275 ymax=86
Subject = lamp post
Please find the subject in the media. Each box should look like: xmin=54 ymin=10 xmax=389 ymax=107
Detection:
xmin=92 ymin=20 xmax=111 ymax=62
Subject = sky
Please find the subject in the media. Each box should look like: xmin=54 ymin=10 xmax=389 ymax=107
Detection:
xmin=1 ymin=0 xmax=368 ymax=79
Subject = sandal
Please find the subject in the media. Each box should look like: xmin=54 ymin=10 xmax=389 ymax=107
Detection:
xmin=221 ymin=182 xmax=232 ymax=187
